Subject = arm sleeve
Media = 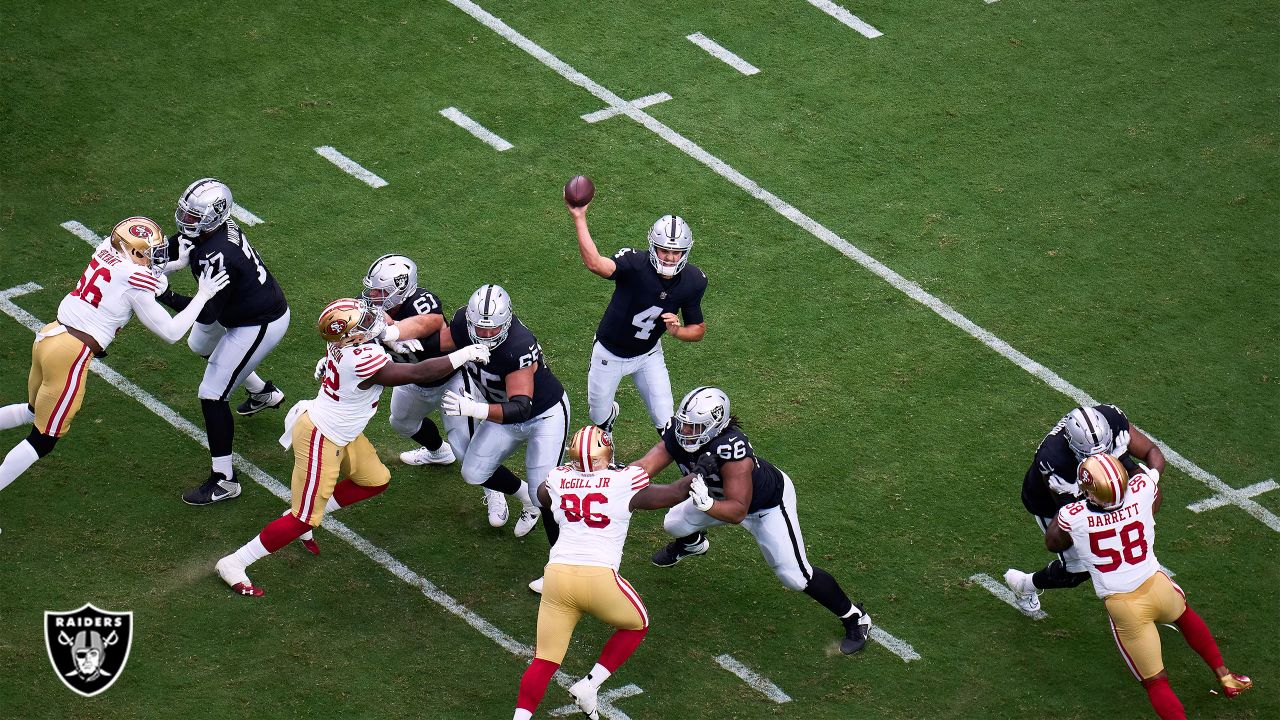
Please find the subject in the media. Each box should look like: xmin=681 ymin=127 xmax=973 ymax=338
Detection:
xmin=126 ymin=288 xmax=212 ymax=344
xmin=1055 ymin=507 xmax=1073 ymax=532
xmin=157 ymin=287 xmax=194 ymax=311
xmin=627 ymin=465 xmax=651 ymax=491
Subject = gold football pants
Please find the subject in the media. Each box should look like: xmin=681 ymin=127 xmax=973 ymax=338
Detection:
xmin=1104 ymin=572 xmax=1187 ymax=680
xmin=534 ymin=563 xmax=649 ymax=664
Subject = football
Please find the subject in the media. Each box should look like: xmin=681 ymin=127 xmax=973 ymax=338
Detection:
xmin=564 ymin=175 xmax=595 ymax=208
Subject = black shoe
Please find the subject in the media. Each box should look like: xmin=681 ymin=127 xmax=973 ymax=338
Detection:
xmin=597 ymin=401 xmax=620 ymax=437
xmin=182 ymin=471 xmax=242 ymax=505
xmin=236 ymin=381 xmax=285 ymax=416
xmin=840 ymin=603 xmax=872 ymax=655
xmin=651 ymin=533 xmax=709 ymax=567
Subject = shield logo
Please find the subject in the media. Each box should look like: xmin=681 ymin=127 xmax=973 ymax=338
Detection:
xmin=44 ymin=603 xmax=133 ymax=697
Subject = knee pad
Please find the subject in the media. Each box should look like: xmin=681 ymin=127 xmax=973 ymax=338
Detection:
xmin=460 ymin=462 xmax=488 ymax=486
xmin=25 ymin=429 xmax=58 ymax=458
xmin=775 ymin=566 xmax=809 ymax=591
xmin=388 ymin=413 xmax=420 ymax=438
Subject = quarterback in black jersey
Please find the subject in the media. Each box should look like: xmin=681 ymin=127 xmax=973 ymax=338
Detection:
xmin=1003 ymin=404 xmax=1166 ymax=614
xmin=437 ymin=285 xmax=570 ymax=543
xmin=569 ymin=200 xmax=707 ymax=433
xmin=633 ymin=387 xmax=872 ymax=655
xmin=158 ymin=179 xmax=291 ymax=506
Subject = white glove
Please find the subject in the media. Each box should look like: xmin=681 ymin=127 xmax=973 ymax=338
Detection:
xmin=689 ymin=475 xmax=714 ymax=512
xmin=448 ymin=344 xmax=491 ymax=369
xmin=1047 ymin=472 xmax=1082 ymax=499
xmin=313 ymin=356 xmax=328 ymax=381
xmin=380 ymin=323 xmax=401 ymax=343
xmin=1110 ymin=429 xmax=1131 ymax=458
xmin=1139 ymin=463 xmax=1161 ymax=485
xmin=194 ymin=265 xmax=230 ymax=300
xmin=442 ymin=390 xmax=489 ymax=420
xmin=387 ymin=338 xmax=423 ymax=354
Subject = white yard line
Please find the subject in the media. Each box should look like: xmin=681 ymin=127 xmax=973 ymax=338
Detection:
xmin=0 ymin=281 xmax=637 ymax=720
xmin=440 ymin=107 xmax=515 ymax=151
xmin=443 ymin=0 xmax=1280 ymax=535
xmin=805 ymin=0 xmax=883 ymax=39
xmin=686 ymin=33 xmax=760 ymax=76
xmin=549 ymin=684 xmax=642 ymax=717
xmin=714 ymin=654 xmax=792 ymax=703
xmin=1187 ymin=480 xmax=1277 ymax=513
xmin=869 ymin=627 xmax=922 ymax=662
xmin=969 ymin=573 xmax=1047 ymax=620
xmin=231 ymin=204 xmax=264 ymax=226
xmin=314 ymin=146 xmax=389 ymax=188
xmin=582 ymin=92 xmax=672 ymax=124
xmin=60 ymin=220 xmax=100 ymax=246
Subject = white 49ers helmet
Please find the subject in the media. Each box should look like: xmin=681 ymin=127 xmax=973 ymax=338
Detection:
xmin=673 ymin=386 xmax=730 ymax=452
xmin=647 ymin=214 xmax=692 ymax=278
xmin=110 ymin=216 xmax=168 ymax=268
xmin=1077 ymin=453 xmax=1129 ymax=511
xmin=175 ymin=178 xmax=233 ymax=238
xmin=568 ymin=425 xmax=614 ymax=473
xmin=362 ymin=254 xmax=419 ymax=310
xmin=317 ymin=298 xmax=385 ymax=347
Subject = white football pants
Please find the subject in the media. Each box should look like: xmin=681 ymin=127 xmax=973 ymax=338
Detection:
xmin=459 ymin=392 xmax=570 ymax=508
xmin=388 ymin=373 xmax=472 ymax=456
xmin=188 ymin=310 xmax=290 ymax=401
xmin=587 ymin=341 xmax=673 ymax=430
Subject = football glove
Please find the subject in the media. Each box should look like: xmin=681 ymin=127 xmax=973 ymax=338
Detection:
xmin=1109 ymin=429 xmax=1131 ymax=458
xmin=693 ymin=452 xmax=719 ymax=479
xmin=1139 ymin=462 xmax=1161 ymax=485
xmin=313 ymin=356 xmax=328 ymax=381
xmin=447 ymin=344 xmax=491 ymax=368
xmin=689 ymin=475 xmax=714 ymax=512
xmin=194 ymin=265 xmax=230 ymax=300
xmin=442 ymin=390 xmax=489 ymax=420
xmin=1047 ymin=472 xmax=1082 ymax=499
xmin=386 ymin=338 xmax=424 ymax=355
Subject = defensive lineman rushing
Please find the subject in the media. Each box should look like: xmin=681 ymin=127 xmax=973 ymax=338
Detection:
xmin=159 ymin=178 xmax=292 ymax=506
xmin=1046 ymin=454 xmax=1251 ymax=719
xmin=215 ymin=298 xmax=490 ymax=596
xmin=568 ymin=201 xmax=707 ymax=434
xmin=636 ymin=387 xmax=872 ymax=654
xmin=0 ymin=218 xmax=228 ymax=505
xmin=1004 ymin=405 xmax=1167 ymax=614
xmin=513 ymin=426 xmax=693 ymax=720
xmin=438 ymin=285 xmax=571 ymax=541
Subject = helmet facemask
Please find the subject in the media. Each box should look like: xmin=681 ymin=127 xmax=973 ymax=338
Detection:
xmin=673 ymin=387 xmax=730 ymax=452
xmin=466 ymin=285 xmax=513 ymax=349
xmin=175 ymin=178 xmax=233 ymax=238
xmin=647 ymin=214 xmax=692 ymax=278
xmin=362 ymin=254 xmax=419 ymax=311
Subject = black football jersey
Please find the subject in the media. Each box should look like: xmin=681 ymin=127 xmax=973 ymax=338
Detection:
xmin=387 ymin=288 xmax=452 ymax=388
xmin=448 ymin=308 xmax=565 ymax=417
xmin=1021 ymin=404 xmax=1135 ymax=517
xmin=661 ymin=424 xmax=783 ymax=514
xmin=595 ymin=248 xmax=707 ymax=358
xmin=182 ymin=220 xmax=287 ymax=327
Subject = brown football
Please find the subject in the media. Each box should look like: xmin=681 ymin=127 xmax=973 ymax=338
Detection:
xmin=564 ymin=175 xmax=595 ymax=208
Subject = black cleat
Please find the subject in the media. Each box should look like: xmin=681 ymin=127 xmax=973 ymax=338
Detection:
xmin=651 ymin=533 xmax=709 ymax=567
xmin=840 ymin=603 xmax=872 ymax=655
xmin=236 ymin=381 xmax=285 ymax=416
xmin=597 ymin=401 xmax=620 ymax=438
xmin=182 ymin=471 xmax=242 ymax=505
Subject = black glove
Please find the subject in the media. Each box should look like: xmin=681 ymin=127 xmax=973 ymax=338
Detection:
xmin=693 ymin=452 xmax=719 ymax=479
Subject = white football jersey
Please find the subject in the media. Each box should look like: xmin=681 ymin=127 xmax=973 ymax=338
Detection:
xmin=1056 ymin=472 xmax=1162 ymax=598
xmin=546 ymin=464 xmax=651 ymax=571
xmin=306 ymin=341 xmax=391 ymax=445
xmin=57 ymin=240 xmax=167 ymax=349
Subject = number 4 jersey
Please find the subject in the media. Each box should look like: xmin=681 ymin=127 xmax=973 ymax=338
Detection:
xmin=595 ymin=247 xmax=706 ymax=358
xmin=1056 ymin=472 xmax=1161 ymax=598
xmin=544 ymin=464 xmax=651 ymax=571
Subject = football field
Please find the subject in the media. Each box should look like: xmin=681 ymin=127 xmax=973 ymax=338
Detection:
xmin=1 ymin=2 xmax=1277 ymax=718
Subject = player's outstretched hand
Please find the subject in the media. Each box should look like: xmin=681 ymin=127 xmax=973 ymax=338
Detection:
xmin=442 ymin=390 xmax=489 ymax=420
xmin=447 ymin=344 xmax=491 ymax=369
xmin=195 ymin=266 xmax=230 ymax=299
xmin=689 ymin=475 xmax=714 ymax=512
xmin=387 ymin=338 xmax=424 ymax=354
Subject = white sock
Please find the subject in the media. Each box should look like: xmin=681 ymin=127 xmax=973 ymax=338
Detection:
xmin=212 ymin=455 xmax=234 ymax=479
xmin=0 ymin=440 xmax=41 ymax=494
xmin=512 ymin=710 xmax=533 ymax=720
xmin=0 ymin=403 xmax=35 ymax=431
xmin=230 ymin=536 xmax=270 ymax=569
xmin=587 ymin=663 xmax=611 ymax=689
xmin=242 ymin=373 xmax=266 ymax=394
xmin=514 ymin=483 xmax=534 ymax=511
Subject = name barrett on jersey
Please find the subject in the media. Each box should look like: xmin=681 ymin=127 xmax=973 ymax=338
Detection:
xmin=660 ymin=424 xmax=783 ymax=513
xmin=595 ymin=247 xmax=707 ymax=358
xmin=447 ymin=307 xmax=565 ymax=417
xmin=181 ymin=220 xmax=287 ymax=327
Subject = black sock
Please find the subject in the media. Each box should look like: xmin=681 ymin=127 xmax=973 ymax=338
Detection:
xmin=201 ymin=399 xmax=234 ymax=458
xmin=25 ymin=428 xmax=58 ymax=458
xmin=410 ymin=419 xmax=443 ymax=451
xmin=802 ymin=566 xmax=855 ymax=618
xmin=1032 ymin=559 xmax=1091 ymax=590
xmin=677 ymin=532 xmax=703 ymax=546
xmin=541 ymin=505 xmax=560 ymax=546
xmin=481 ymin=465 xmax=522 ymax=494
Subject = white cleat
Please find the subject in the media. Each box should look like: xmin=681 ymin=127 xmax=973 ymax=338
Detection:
xmin=400 ymin=444 xmax=456 ymax=466
xmin=514 ymin=508 xmax=540 ymax=538
xmin=528 ymin=576 xmax=544 ymax=594
xmin=216 ymin=556 xmax=263 ymax=597
xmin=568 ymin=678 xmax=600 ymax=720
xmin=485 ymin=489 xmax=510 ymax=527
xmin=1003 ymin=568 xmax=1042 ymax=615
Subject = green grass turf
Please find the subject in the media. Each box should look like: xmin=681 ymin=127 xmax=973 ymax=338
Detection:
xmin=1 ymin=1 xmax=1276 ymax=718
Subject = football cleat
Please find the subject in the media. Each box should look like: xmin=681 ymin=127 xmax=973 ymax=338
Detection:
xmin=840 ymin=603 xmax=873 ymax=655
xmin=236 ymin=381 xmax=286 ymax=416
xmin=651 ymin=533 xmax=709 ymax=567
xmin=1218 ymin=672 xmax=1252 ymax=698
xmin=182 ymin=472 xmax=242 ymax=506
xmin=298 ymin=530 xmax=320 ymax=556
xmin=514 ymin=508 xmax=540 ymax=538
xmin=215 ymin=557 xmax=263 ymax=597
xmin=598 ymin=402 xmax=620 ymax=438
xmin=1003 ymin=569 xmax=1043 ymax=615
xmin=484 ymin=489 xmax=509 ymax=527
xmin=528 ymin=576 xmax=544 ymax=594
xmin=400 ymin=445 xmax=456 ymax=466
xmin=568 ymin=677 xmax=601 ymax=720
